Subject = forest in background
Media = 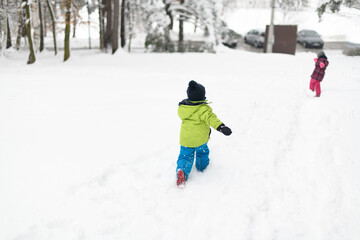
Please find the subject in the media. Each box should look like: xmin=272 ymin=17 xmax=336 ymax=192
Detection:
xmin=0 ymin=0 xmax=357 ymax=64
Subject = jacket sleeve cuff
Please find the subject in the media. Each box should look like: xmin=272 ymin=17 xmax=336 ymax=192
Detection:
xmin=216 ymin=123 xmax=224 ymax=131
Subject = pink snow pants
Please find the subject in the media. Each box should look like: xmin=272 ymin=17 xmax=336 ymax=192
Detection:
xmin=310 ymin=78 xmax=321 ymax=96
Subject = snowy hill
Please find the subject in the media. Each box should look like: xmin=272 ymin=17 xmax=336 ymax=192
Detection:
xmin=1 ymin=49 xmax=360 ymax=240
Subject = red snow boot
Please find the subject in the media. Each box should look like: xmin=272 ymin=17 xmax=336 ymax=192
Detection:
xmin=177 ymin=170 xmax=186 ymax=188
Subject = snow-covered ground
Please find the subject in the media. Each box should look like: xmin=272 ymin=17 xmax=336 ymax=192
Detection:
xmin=1 ymin=48 xmax=360 ymax=240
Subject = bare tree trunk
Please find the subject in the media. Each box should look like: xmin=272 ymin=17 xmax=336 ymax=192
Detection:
xmin=25 ymin=0 xmax=36 ymax=64
xmin=179 ymin=22 xmax=183 ymax=39
xmin=72 ymin=2 xmax=79 ymax=38
xmin=120 ymin=0 xmax=125 ymax=48
xmin=31 ymin=0 xmax=40 ymax=52
xmin=194 ymin=17 xmax=197 ymax=33
xmin=0 ymin=0 xmax=6 ymax=53
xmin=0 ymin=0 xmax=3 ymax=53
xmin=64 ymin=0 xmax=71 ymax=61
xmin=39 ymin=0 xmax=44 ymax=52
xmin=126 ymin=1 xmax=133 ymax=52
xmin=163 ymin=1 xmax=172 ymax=51
xmin=16 ymin=0 xmax=26 ymax=50
xmin=87 ymin=0 xmax=91 ymax=49
xmin=99 ymin=0 xmax=105 ymax=51
xmin=164 ymin=1 xmax=173 ymax=30
xmin=43 ymin=3 xmax=47 ymax=36
xmin=112 ymin=0 xmax=119 ymax=53
xmin=104 ymin=0 xmax=112 ymax=49
xmin=46 ymin=0 xmax=57 ymax=55
xmin=6 ymin=17 xmax=12 ymax=48
xmin=72 ymin=20 xmax=76 ymax=38
xmin=178 ymin=0 xmax=184 ymax=52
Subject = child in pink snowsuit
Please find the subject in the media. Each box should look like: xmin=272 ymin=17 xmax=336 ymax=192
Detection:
xmin=310 ymin=51 xmax=329 ymax=97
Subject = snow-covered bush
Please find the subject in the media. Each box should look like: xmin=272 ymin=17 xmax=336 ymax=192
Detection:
xmin=343 ymin=47 xmax=360 ymax=56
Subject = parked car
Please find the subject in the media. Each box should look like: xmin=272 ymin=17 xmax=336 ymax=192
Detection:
xmin=244 ymin=29 xmax=265 ymax=48
xmin=297 ymin=30 xmax=324 ymax=48
xmin=222 ymin=29 xmax=241 ymax=49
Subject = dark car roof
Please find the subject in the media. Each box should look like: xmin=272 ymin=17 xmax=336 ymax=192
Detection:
xmin=299 ymin=30 xmax=321 ymax=37
xmin=246 ymin=29 xmax=265 ymax=35
xmin=253 ymin=29 xmax=264 ymax=33
xmin=299 ymin=30 xmax=319 ymax=34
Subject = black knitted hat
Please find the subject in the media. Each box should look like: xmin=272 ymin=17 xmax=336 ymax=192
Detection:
xmin=187 ymin=80 xmax=206 ymax=101
xmin=317 ymin=51 xmax=326 ymax=58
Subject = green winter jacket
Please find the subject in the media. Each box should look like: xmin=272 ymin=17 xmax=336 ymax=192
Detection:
xmin=178 ymin=99 xmax=223 ymax=148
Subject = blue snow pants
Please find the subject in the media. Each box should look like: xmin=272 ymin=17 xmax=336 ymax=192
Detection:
xmin=176 ymin=143 xmax=210 ymax=178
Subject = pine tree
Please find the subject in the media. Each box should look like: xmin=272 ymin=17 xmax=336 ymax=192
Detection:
xmin=141 ymin=0 xmax=171 ymax=52
xmin=317 ymin=0 xmax=360 ymax=19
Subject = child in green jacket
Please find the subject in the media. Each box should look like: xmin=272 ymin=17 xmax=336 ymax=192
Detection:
xmin=176 ymin=80 xmax=232 ymax=187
